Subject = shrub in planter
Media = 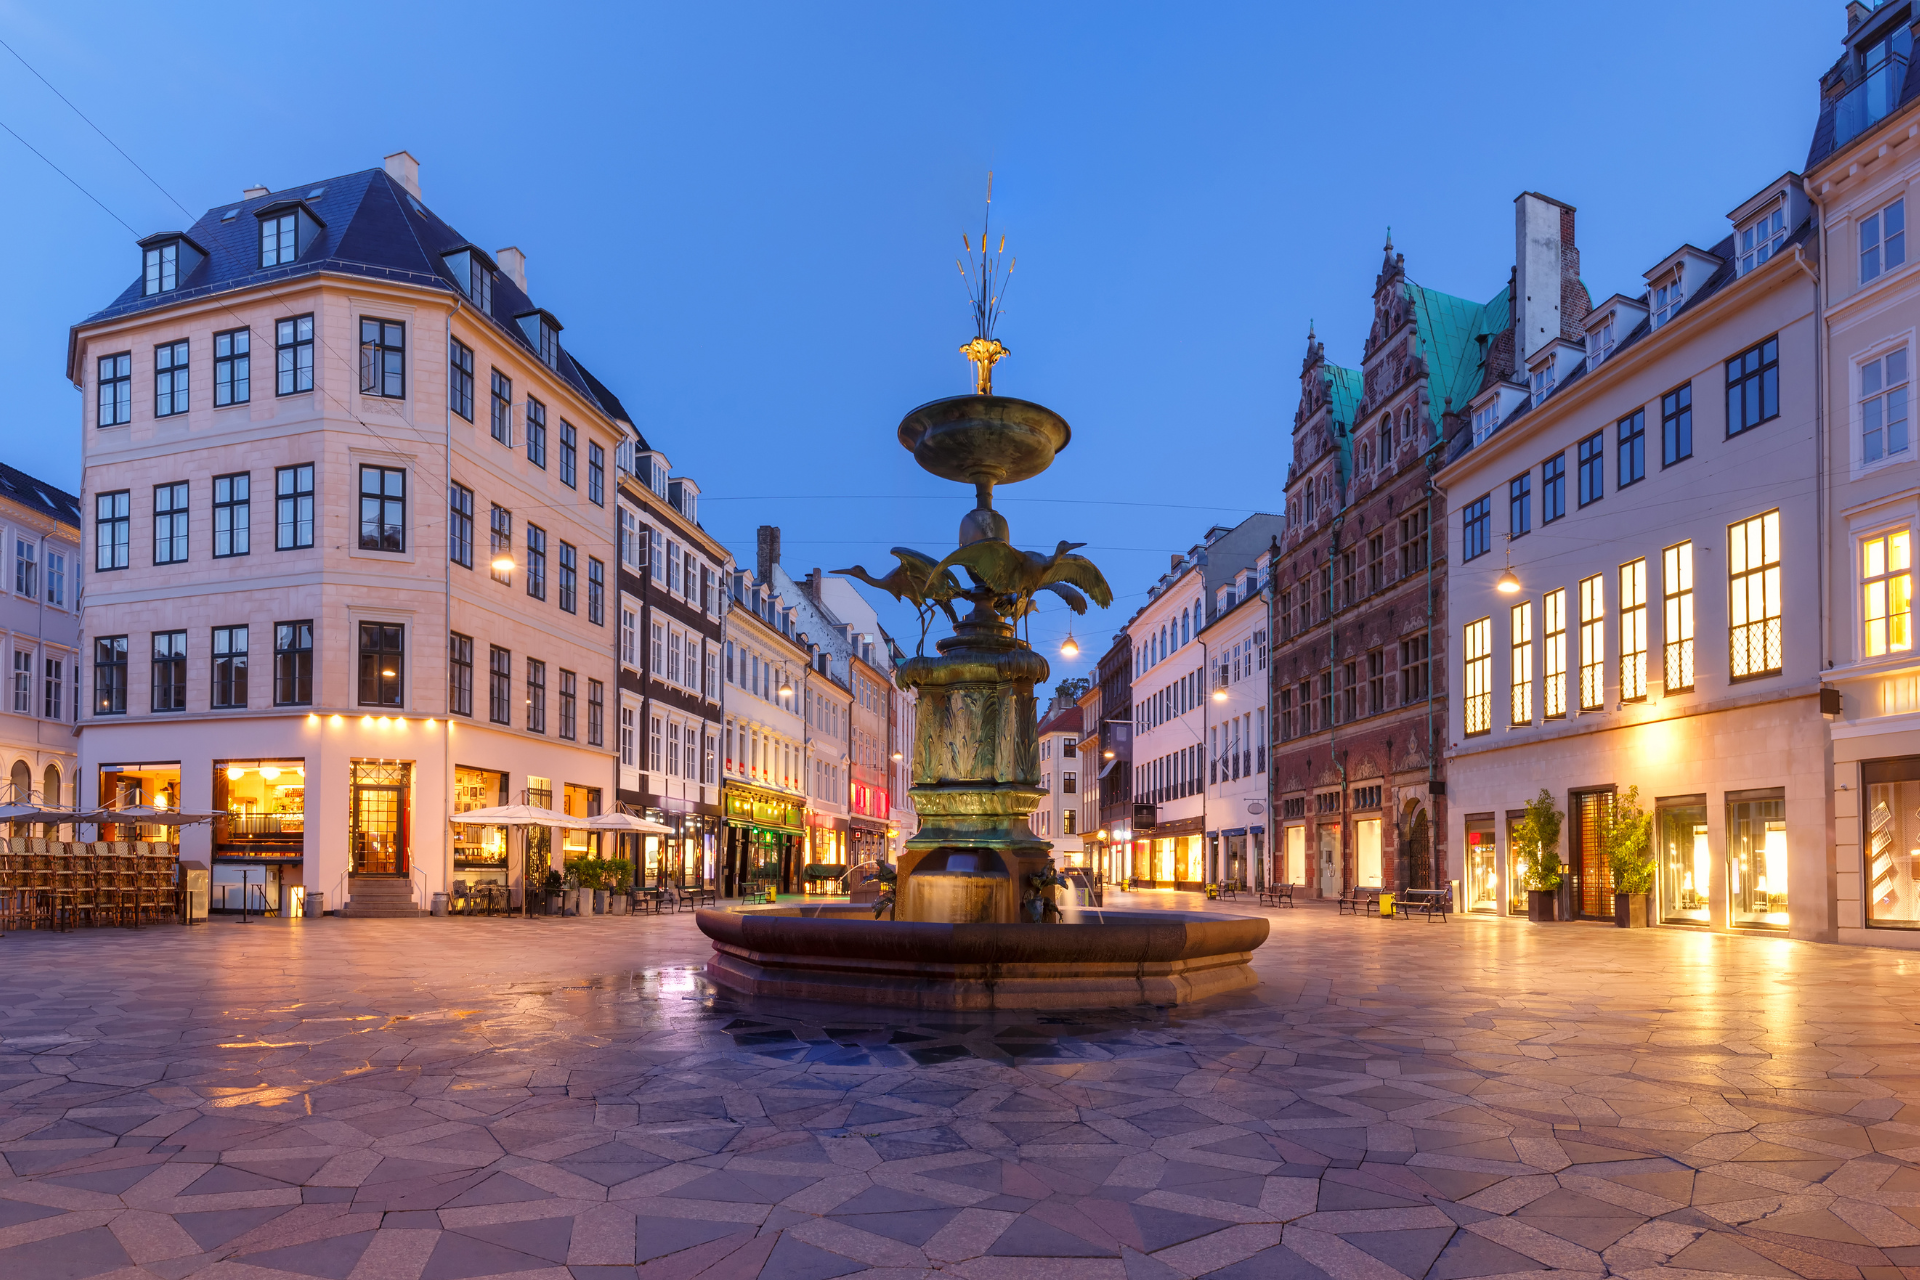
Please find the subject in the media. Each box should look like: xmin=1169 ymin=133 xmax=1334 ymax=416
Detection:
xmin=1606 ymin=785 xmax=1654 ymax=928
xmin=1511 ymin=789 xmax=1565 ymax=922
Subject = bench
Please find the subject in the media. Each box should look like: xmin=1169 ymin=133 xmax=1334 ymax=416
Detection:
xmin=1398 ymin=888 xmax=1451 ymax=922
xmin=1339 ymin=886 xmax=1381 ymax=916
xmin=1257 ymin=883 xmax=1295 ymax=908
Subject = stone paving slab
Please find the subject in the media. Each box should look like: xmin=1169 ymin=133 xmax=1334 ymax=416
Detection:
xmin=1 ymin=893 xmax=1918 ymax=1279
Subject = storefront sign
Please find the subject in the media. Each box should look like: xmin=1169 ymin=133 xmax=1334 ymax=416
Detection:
xmin=724 ymin=785 xmax=803 ymax=831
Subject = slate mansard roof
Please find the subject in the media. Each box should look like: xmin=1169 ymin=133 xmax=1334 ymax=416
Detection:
xmin=71 ymin=167 xmax=640 ymax=442
xmin=0 ymin=462 xmax=81 ymax=530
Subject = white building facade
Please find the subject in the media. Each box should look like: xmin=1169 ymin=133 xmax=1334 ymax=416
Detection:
xmin=1200 ymin=557 xmax=1272 ymax=890
xmin=1 ymin=466 xmax=82 ymax=810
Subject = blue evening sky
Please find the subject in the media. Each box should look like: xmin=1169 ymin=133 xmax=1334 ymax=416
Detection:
xmin=0 ymin=1 xmax=1837 ymax=678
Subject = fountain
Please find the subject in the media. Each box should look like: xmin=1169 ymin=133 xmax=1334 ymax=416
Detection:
xmin=695 ymin=199 xmax=1268 ymax=1010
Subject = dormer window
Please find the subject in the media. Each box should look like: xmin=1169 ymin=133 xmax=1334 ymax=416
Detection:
xmin=517 ymin=311 xmax=562 ymax=370
xmin=443 ymin=248 xmax=495 ymax=312
xmin=144 ymin=243 xmax=177 ymax=295
xmin=255 ymin=200 xmax=323 ymax=269
xmin=1592 ymin=316 xmax=1615 ymax=364
xmin=1652 ymin=279 xmax=1683 ymax=327
xmin=137 ymin=233 xmax=204 ymax=297
xmin=1472 ymin=400 xmax=1500 ymax=444
xmin=1739 ymin=205 xmax=1787 ymax=275
xmin=1530 ymin=361 xmax=1554 ymax=401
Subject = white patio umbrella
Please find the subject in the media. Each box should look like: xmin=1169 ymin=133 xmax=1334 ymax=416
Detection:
xmin=95 ymin=805 xmax=222 ymax=825
xmin=582 ymin=811 xmax=675 ymax=834
xmin=449 ymin=804 xmax=573 ymax=917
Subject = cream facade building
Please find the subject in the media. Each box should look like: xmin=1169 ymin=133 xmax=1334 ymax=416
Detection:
xmin=1199 ymin=557 xmax=1272 ymax=890
xmin=1035 ymin=700 xmax=1084 ymax=864
xmin=1440 ymin=186 xmax=1826 ymax=936
xmin=1 ymin=465 xmax=81 ymax=810
xmin=71 ymin=153 xmax=626 ymax=915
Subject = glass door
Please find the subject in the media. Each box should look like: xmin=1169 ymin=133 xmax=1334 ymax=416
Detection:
xmin=1354 ymin=818 xmax=1383 ymax=887
xmin=1656 ymin=801 xmax=1710 ymax=924
xmin=1728 ymin=792 xmax=1788 ymax=927
xmin=349 ymin=768 xmax=410 ymax=876
xmin=1317 ymin=824 xmax=1341 ymax=897
xmin=1466 ymin=821 xmax=1498 ymax=913
xmin=1570 ymin=790 xmax=1612 ymax=919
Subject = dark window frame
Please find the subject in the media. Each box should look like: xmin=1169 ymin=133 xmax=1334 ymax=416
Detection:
xmin=559 ymin=668 xmax=577 ymax=741
xmin=490 ymin=369 xmax=512 ymax=444
xmin=151 ymin=630 xmax=187 ymax=712
xmin=275 ymin=464 xmax=314 ymax=550
xmin=357 ymin=622 xmax=405 ymax=708
xmin=1725 ymin=335 xmax=1780 ymax=437
xmin=273 ymin=620 xmax=313 ymax=706
xmin=97 ymin=352 xmax=132 ymax=427
xmin=260 ymin=211 xmax=297 ymax=267
xmin=559 ymin=420 xmax=577 ymax=488
xmin=1461 ymin=494 xmax=1492 ymax=562
xmin=488 ymin=645 xmax=512 ymax=724
xmin=357 ymin=465 xmax=406 ymax=553
xmin=95 ymin=490 xmax=130 ymax=571
xmin=1542 ymin=453 xmax=1567 ymax=522
xmin=214 ymin=327 xmax=250 ymax=406
xmin=449 ymin=482 xmax=473 ymax=568
xmin=153 ymin=481 xmax=189 ymax=565
xmin=558 ymin=540 xmax=577 ymax=613
xmin=1509 ymin=473 xmax=1531 ymax=537
xmin=449 ymin=337 xmax=475 ymax=421
xmin=587 ymin=556 xmax=605 ymax=625
xmin=154 ymin=339 xmax=189 ymax=418
xmin=1577 ymin=432 xmax=1605 ymax=507
xmin=1662 ymin=382 xmax=1694 ymax=465
xmin=213 ymin=472 xmax=250 ymax=558
xmin=211 ymin=624 xmax=248 ymax=709
xmin=94 ymin=635 xmax=128 ymax=715
xmin=275 ymin=314 xmax=314 ymax=396
xmin=526 ymin=397 xmax=547 ymax=468
xmin=526 ymin=658 xmax=546 ymax=734
xmin=588 ymin=441 xmax=605 ymax=506
xmin=449 ymin=631 xmax=473 ymax=717
xmin=526 ymin=524 xmax=547 ymax=601
xmin=587 ymin=678 xmax=604 ymax=747
xmin=1617 ymin=409 xmax=1646 ymax=488
xmin=358 ymin=317 xmax=406 ymax=399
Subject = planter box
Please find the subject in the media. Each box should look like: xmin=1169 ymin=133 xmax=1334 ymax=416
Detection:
xmin=609 ymin=894 xmax=629 ymax=916
xmin=592 ymin=889 xmax=608 ymax=915
xmin=1614 ymin=892 xmax=1649 ymax=928
xmin=1526 ymin=889 xmax=1560 ymax=922
xmin=545 ymin=892 xmax=563 ymax=916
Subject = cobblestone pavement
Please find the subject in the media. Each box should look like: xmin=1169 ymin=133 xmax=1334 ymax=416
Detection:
xmin=2 ymin=894 xmax=1920 ymax=1280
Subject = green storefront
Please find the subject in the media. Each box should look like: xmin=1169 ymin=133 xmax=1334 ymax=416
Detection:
xmin=722 ymin=782 xmax=805 ymax=896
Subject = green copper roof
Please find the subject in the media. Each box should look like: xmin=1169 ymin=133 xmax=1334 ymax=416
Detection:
xmin=1409 ymin=282 xmax=1509 ymax=431
xmin=1328 ymin=364 xmax=1363 ymax=428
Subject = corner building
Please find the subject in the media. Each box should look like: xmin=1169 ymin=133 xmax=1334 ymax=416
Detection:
xmin=72 ymin=153 xmax=626 ymax=915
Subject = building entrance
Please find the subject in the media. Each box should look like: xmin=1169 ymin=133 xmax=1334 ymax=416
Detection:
xmin=1570 ymin=789 xmax=1612 ymax=919
xmin=350 ymin=760 xmax=411 ymax=876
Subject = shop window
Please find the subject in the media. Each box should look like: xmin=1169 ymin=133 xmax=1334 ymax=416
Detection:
xmin=98 ymin=762 xmax=181 ymax=831
xmin=1727 ymin=791 xmax=1787 ymax=927
xmin=1504 ymin=809 xmax=1530 ymax=915
xmin=1863 ymin=758 xmax=1920 ymax=928
xmin=1657 ymin=798 xmax=1709 ymax=925
xmin=213 ymin=760 xmax=305 ymax=856
xmin=1466 ymin=818 xmax=1498 ymax=913
xmin=453 ymin=766 xmax=508 ymax=883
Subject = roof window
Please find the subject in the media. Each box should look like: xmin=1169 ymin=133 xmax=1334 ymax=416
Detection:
xmin=137 ymin=233 xmax=205 ymax=297
xmin=254 ymin=200 xmax=324 ymax=269
xmin=1738 ymin=203 xmax=1787 ymax=276
xmin=442 ymin=247 xmax=495 ymax=313
xmin=517 ymin=310 xmax=562 ymax=369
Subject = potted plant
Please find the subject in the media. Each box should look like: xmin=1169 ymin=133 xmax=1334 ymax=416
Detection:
xmin=603 ymin=859 xmax=634 ymax=914
xmin=1512 ymin=789 xmax=1564 ymax=922
xmin=1606 ymin=786 xmax=1654 ymax=928
xmin=541 ymin=868 xmax=564 ymax=916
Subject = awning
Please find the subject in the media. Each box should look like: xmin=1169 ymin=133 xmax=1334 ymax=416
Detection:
xmin=1098 ymin=757 xmax=1120 ymax=778
xmin=449 ymin=803 xmax=572 ymax=825
xmin=1218 ymin=827 xmax=1247 ymax=838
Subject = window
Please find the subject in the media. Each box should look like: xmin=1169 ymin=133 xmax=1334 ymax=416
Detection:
xmin=153 ymin=340 xmax=189 ymax=417
xmin=1664 ymin=542 xmax=1695 ymax=691
xmin=46 ymin=552 xmax=64 ymax=607
xmin=490 ymin=506 xmax=512 ymax=584
xmin=620 ymin=706 xmax=636 ymax=766
xmin=1341 ymin=548 xmax=1356 ymax=607
xmin=358 ymin=466 xmax=405 ymax=552
xmin=1367 ymin=532 xmax=1385 ymax=592
xmin=489 ymin=646 xmax=512 ymax=723
xmin=43 ymin=657 xmax=62 ymax=721
xmin=1461 ymin=495 xmax=1491 ymax=562
xmin=588 ymin=441 xmax=605 ymax=505
xmin=214 ymin=329 xmax=250 ymax=405
xmin=1662 ymin=383 xmax=1693 ymax=466
xmin=1544 ymin=587 xmax=1567 ymax=719
xmin=358 ymin=319 xmax=405 ymax=398
xmin=1620 ymin=558 xmax=1647 ymax=701
xmin=559 ymin=669 xmax=577 ymax=740
xmin=587 ymin=557 xmax=605 ymax=625
xmin=1463 ymin=617 xmax=1492 ymax=736
xmin=1865 ymin=530 xmax=1914 ymax=660
xmin=12 ymin=649 xmax=28 ymax=713
xmin=668 ymin=540 xmax=682 ymax=594
xmin=97 ymin=351 xmax=135 ymax=428
xmin=449 ymin=483 xmax=473 ymax=568
xmin=1510 ymin=603 xmax=1533 ymax=726
xmin=275 ymin=315 xmax=313 ymax=395
xmin=588 ymin=679 xmax=604 ymax=747
xmin=154 ymin=482 xmax=188 ymax=565
xmin=94 ymin=636 xmax=127 ymax=715
xmin=449 ymin=338 xmax=474 ymax=420
xmin=1862 ymin=198 xmax=1907 ymax=283
xmin=1471 ymin=399 xmax=1500 ymax=443
xmin=1740 ymin=205 xmax=1787 ymax=276
xmin=560 ymin=421 xmax=577 ymax=488
xmin=1862 ymin=346 xmax=1910 ymax=464
xmin=1063 ymin=771 xmax=1077 ymax=794
xmin=1367 ymin=648 xmax=1385 ymax=716
xmin=527 ymin=659 xmax=546 ymax=733
xmin=358 ymin=623 xmax=404 ymax=707
xmin=273 ymin=621 xmax=312 ymax=705
xmin=1579 ymin=575 xmax=1605 ymax=710
xmin=526 ymin=525 xmax=547 ymax=601
xmin=1530 ymin=359 xmax=1554 ymax=402
xmin=526 ymin=397 xmax=547 ymax=468
xmin=94 ymin=491 xmax=129 ymax=571
xmin=275 ymin=464 xmax=314 ymax=549
xmin=13 ymin=539 xmax=34 ymax=599
xmin=449 ymin=632 xmax=473 ymax=716
xmin=651 ymin=529 xmax=665 ymax=582
xmin=621 ymin=609 xmax=636 ymax=667
xmin=1399 ymin=632 xmax=1429 ymax=705
xmin=1542 ymin=454 xmax=1566 ymax=522
xmin=1730 ymin=510 xmax=1783 ymax=678
xmin=213 ymin=473 xmax=249 ymax=557
xmin=1577 ymin=432 xmax=1604 ymax=506
xmin=1726 ymin=336 xmax=1780 ymax=436
xmin=1399 ymin=505 xmax=1429 ymax=576
xmin=261 ymin=212 xmax=297 ymax=266
xmin=668 ymin=631 xmax=682 ymax=685
xmin=559 ymin=541 xmax=577 ymax=613
xmin=1592 ymin=315 xmax=1615 ymax=364
xmin=143 ymin=241 xmax=177 ymax=295
xmin=151 ymin=631 xmax=186 ymax=712
xmin=490 ymin=370 xmax=513 ymax=444
xmin=1341 ymin=660 xmax=1357 ymax=722
xmin=212 ymin=625 xmax=247 ymax=708
xmin=1652 ymin=277 xmax=1684 ymax=328
xmin=1506 ymin=474 xmax=1531 ymax=538
xmin=1617 ymin=410 xmax=1646 ymax=487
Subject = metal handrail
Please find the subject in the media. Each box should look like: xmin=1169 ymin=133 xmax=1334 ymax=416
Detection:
xmin=1834 ymin=54 xmax=1910 ymax=148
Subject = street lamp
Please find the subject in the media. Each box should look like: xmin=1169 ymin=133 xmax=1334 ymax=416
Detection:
xmin=1060 ymin=631 xmax=1080 ymax=659
xmin=491 ymin=555 xmax=515 ymax=573
xmin=1211 ymin=686 xmax=1228 ymax=703
xmin=1496 ymin=566 xmax=1522 ymax=593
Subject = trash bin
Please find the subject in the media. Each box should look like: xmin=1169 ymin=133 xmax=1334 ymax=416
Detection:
xmin=430 ymin=892 xmax=449 ymax=917
xmin=180 ymin=861 xmax=210 ymax=923
xmin=1378 ymin=892 xmax=1395 ymax=917
xmin=305 ymin=891 xmax=325 ymax=918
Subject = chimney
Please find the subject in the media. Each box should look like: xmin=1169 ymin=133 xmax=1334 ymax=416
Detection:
xmin=1513 ymin=193 xmax=1583 ymax=366
xmin=383 ymin=150 xmax=422 ymax=200
xmin=1170 ymin=554 xmax=1182 ymax=573
xmin=496 ymin=246 xmax=527 ymax=292
xmin=757 ymin=525 xmax=781 ymax=583
xmin=242 ymin=186 xmax=269 ymax=200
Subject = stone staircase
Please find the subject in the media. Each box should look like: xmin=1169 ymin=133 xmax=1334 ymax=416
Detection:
xmin=340 ymin=877 xmax=420 ymax=918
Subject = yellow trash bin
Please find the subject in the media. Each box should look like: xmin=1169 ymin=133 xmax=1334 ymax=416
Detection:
xmin=1378 ymin=892 xmax=1395 ymax=917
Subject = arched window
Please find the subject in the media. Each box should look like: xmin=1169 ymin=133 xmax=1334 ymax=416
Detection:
xmin=42 ymin=763 xmax=60 ymax=808
xmin=1402 ymin=407 xmax=1414 ymax=442
xmin=1159 ymin=626 xmax=1167 ymax=662
xmin=1181 ymin=610 xmax=1189 ymax=645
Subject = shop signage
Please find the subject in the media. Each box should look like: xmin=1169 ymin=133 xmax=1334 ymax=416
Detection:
xmin=725 ymin=785 xmax=803 ymax=831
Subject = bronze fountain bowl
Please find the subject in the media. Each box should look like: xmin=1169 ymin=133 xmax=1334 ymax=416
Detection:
xmin=897 ymin=395 xmax=1071 ymax=487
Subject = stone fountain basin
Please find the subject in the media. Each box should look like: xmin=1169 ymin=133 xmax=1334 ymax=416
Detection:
xmin=695 ymin=904 xmax=1269 ymax=1011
